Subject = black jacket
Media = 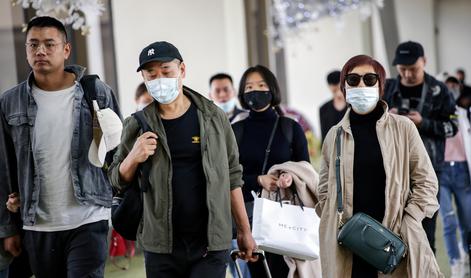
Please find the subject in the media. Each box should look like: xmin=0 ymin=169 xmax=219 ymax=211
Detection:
xmin=383 ymin=73 xmax=458 ymax=172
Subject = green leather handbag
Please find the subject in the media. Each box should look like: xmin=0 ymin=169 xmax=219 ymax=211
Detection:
xmin=334 ymin=128 xmax=406 ymax=274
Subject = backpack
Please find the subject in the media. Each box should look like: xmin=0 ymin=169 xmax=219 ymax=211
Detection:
xmin=80 ymin=74 xmax=100 ymax=114
xmin=111 ymin=111 xmax=152 ymax=241
xmin=80 ymin=74 xmax=117 ymax=169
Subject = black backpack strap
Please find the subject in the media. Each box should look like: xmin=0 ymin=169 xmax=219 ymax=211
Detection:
xmin=133 ymin=111 xmax=152 ymax=133
xmin=81 ymin=74 xmax=116 ymax=169
xmin=80 ymin=74 xmax=100 ymax=114
xmin=231 ymin=120 xmax=245 ymax=146
xmin=132 ymin=111 xmax=153 ymax=192
xmin=279 ymin=116 xmax=294 ymax=155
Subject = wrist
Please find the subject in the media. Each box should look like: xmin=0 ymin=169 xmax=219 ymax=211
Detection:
xmin=119 ymin=156 xmax=138 ymax=182
xmin=237 ymin=225 xmax=251 ymax=234
xmin=257 ymin=175 xmax=262 ymax=186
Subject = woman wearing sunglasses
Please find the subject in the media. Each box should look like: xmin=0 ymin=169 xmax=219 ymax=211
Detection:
xmin=316 ymin=55 xmax=443 ymax=277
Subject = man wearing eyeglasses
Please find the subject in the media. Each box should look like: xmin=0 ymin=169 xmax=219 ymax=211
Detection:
xmin=0 ymin=16 xmax=121 ymax=278
xmin=383 ymin=41 xmax=458 ymax=255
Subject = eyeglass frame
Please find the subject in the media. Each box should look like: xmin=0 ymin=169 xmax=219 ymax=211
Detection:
xmin=25 ymin=41 xmax=67 ymax=53
xmin=345 ymin=73 xmax=379 ymax=87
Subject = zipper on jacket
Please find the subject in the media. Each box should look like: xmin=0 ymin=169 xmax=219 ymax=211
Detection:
xmin=154 ymin=118 xmax=174 ymax=253
xmin=200 ymin=117 xmax=212 ymax=248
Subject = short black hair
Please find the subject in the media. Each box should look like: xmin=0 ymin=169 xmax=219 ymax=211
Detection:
xmin=135 ymin=82 xmax=148 ymax=100
xmin=238 ymin=65 xmax=281 ymax=110
xmin=457 ymin=68 xmax=465 ymax=80
xmin=209 ymin=73 xmax=233 ymax=86
xmin=445 ymin=76 xmax=460 ymax=85
xmin=326 ymin=70 xmax=341 ymax=85
xmin=26 ymin=16 xmax=68 ymax=41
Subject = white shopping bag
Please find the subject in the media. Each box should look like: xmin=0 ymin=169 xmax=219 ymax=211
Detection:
xmin=251 ymin=192 xmax=320 ymax=260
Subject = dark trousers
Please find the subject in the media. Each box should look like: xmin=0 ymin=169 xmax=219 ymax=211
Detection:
xmin=23 ymin=220 xmax=108 ymax=278
xmin=144 ymin=238 xmax=228 ymax=278
xmin=422 ymin=210 xmax=439 ymax=254
xmin=8 ymin=230 xmax=32 ymax=278
xmin=422 ymin=179 xmax=440 ymax=255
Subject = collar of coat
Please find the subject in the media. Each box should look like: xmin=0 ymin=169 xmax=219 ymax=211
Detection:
xmin=339 ymin=100 xmax=390 ymax=133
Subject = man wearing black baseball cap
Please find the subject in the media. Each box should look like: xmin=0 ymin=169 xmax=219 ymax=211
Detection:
xmin=109 ymin=41 xmax=257 ymax=277
xmin=384 ymin=41 xmax=458 ymax=254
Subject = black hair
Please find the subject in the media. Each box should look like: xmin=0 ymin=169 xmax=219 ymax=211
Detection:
xmin=209 ymin=73 xmax=233 ymax=86
xmin=238 ymin=65 xmax=282 ymax=112
xmin=445 ymin=76 xmax=460 ymax=85
xmin=135 ymin=82 xmax=148 ymax=100
xmin=26 ymin=16 xmax=68 ymax=41
xmin=457 ymin=68 xmax=466 ymax=81
xmin=326 ymin=70 xmax=341 ymax=85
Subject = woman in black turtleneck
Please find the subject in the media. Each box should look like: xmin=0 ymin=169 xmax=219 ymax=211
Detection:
xmin=345 ymin=60 xmax=388 ymax=277
xmin=317 ymin=55 xmax=442 ymax=277
xmin=232 ymin=65 xmax=309 ymax=278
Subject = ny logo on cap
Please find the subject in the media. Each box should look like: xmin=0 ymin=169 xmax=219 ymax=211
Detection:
xmin=399 ymin=50 xmax=410 ymax=54
xmin=148 ymin=48 xmax=155 ymax=56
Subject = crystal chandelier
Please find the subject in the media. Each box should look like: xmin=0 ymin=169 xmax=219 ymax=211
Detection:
xmin=12 ymin=0 xmax=105 ymax=35
xmin=271 ymin=0 xmax=384 ymax=47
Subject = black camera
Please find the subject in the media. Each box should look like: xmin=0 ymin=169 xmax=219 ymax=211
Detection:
xmin=398 ymin=99 xmax=410 ymax=115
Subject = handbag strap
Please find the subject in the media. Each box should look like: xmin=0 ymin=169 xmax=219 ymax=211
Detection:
xmin=290 ymin=186 xmax=305 ymax=210
xmin=261 ymin=115 xmax=280 ymax=175
xmin=335 ymin=128 xmax=344 ymax=225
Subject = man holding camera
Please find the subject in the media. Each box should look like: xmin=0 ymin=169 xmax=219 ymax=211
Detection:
xmin=384 ymin=41 xmax=458 ymax=254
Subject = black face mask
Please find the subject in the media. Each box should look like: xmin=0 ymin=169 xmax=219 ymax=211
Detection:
xmin=243 ymin=91 xmax=273 ymax=111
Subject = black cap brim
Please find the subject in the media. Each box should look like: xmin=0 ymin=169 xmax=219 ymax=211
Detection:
xmin=136 ymin=56 xmax=177 ymax=72
xmin=392 ymin=55 xmax=419 ymax=66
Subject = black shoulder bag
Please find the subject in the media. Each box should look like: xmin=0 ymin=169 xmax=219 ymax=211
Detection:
xmin=335 ymin=128 xmax=407 ymax=274
xmin=111 ymin=111 xmax=153 ymax=241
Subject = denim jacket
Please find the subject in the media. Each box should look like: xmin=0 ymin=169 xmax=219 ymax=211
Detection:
xmin=0 ymin=65 xmax=122 ymax=234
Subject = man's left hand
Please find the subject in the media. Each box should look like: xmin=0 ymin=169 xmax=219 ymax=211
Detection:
xmin=407 ymin=111 xmax=423 ymax=126
xmin=236 ymin=230 xmax=258 ymax=262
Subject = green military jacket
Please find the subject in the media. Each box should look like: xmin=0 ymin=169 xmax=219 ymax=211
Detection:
xmin=108 ymin=86 xmax=243 ymax=253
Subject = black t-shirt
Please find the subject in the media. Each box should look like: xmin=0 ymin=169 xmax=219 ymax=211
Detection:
xmin=399 ymin=83 xmax=423 ymax=110
xmin=162 ymin=102 xmax=208 ymax=241
xmin=319 ymin=100 xmax=347 ymax=142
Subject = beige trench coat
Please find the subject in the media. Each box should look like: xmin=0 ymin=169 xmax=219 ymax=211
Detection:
xmin=316 ymin=101 xmax=443 ymax=278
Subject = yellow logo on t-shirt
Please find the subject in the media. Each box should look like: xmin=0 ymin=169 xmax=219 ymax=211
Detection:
xmin=192 ymin=136 xmax=200 ymax=144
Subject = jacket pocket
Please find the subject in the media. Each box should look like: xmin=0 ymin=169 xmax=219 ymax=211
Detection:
xmin=7 ymin=114 xmax=32 ymax=147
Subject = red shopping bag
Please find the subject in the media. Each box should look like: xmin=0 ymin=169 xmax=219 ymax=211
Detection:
xmin=109 ymin=229 xmax=127 ymax=257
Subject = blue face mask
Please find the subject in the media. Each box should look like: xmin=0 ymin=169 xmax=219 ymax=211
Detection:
xmin=345 ymin=87 xmax=379 ymax=114
xmin=145 ymin=76 xmax=179 ymax=104
xmin=215 ymin=98 xmax=237 ymax=113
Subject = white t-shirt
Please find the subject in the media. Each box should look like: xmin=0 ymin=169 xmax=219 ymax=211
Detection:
xmin=24 ymin=83 xmax=110 ymax=232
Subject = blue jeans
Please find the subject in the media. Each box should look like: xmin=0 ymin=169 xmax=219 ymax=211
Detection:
xmin=439 ymin=161 xmax=471 ymax=263
xmin=0 ymin=267 xmax=8 ymax=278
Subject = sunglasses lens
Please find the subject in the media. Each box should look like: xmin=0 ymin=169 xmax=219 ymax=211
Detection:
xmin=346 ymin=74 xmax=361 ymax=86
xmin=363 ymin=74 xmax=378 ymax=86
